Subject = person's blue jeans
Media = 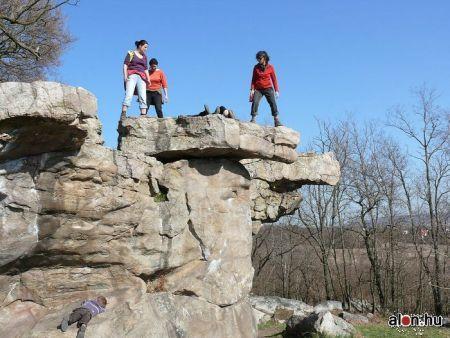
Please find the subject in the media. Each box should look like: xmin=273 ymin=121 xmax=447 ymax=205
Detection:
xmin=123 ymin=74 xmax=147 ymax=109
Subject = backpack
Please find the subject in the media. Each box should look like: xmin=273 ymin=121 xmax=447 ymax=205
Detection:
xmin=127 ymin=50 xmax=134 ymax=63
xmin=124 ymin=51 xmax=139 ymax=95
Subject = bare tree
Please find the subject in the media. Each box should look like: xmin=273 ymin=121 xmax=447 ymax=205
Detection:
xmin=387 ymin=86 xmax=449 ymax=315
xmin=372 ymin=137 xmax=406 ymax=311
xmin=346 ymin=121 xmax=387 ymax=310
xmin=0 ymin=0 xmax=78 ymax=81
xmin=297 ymin=119 xmax=351 ymax=302
xmin=385 ymin=142 xmax=432 ymax=313
xmin=252 ymin=218 xmax=306 ymax=297
xmin=252 ymin=225 xmax=276 ymax=278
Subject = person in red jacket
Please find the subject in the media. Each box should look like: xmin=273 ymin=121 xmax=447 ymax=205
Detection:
xmin=249 ymin=51 xmax=282 ymax=127
xmin=146 ymin=58 xmax=168 ymax=118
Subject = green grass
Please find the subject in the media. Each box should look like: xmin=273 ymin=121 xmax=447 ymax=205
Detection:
xmin=257 ymin=321 xmax=449 ymax=338
xmin=258 ymin=320 xmax=286 ymax=331
xmin=355 ymin=323 xmax=449 ymax=338
xmin=258 ymin=321 xmax=286 ymax=337
xmin=154 ymin=192 xmax=168 ymax=202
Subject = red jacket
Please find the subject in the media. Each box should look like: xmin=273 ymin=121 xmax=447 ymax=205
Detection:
xmin=251 ymin=63 xmax=279 ymax=91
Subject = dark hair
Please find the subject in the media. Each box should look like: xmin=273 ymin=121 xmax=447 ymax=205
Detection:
xmin=135 ymin=40 xmax=148 ymax=48
xmin=149 ymin=58 xmax=158 ymax=66
xmin=256 ymin=50 xmax=269 ymax=62
xmin=97 ymin=296 xmax=107 ymax=307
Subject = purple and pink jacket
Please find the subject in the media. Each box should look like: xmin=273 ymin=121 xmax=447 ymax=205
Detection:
xmin=124 ymin=52 xmax=149 ymax=84
xmin=81 ymin=300 xmax=105 ymax=317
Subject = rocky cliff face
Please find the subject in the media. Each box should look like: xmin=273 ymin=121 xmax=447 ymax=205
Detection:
xmin=0 ymin=82 xmax=340 ymax=338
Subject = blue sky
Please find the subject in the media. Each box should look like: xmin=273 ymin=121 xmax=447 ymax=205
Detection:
xmin=58 ymin=0 xmax=450 ymax=150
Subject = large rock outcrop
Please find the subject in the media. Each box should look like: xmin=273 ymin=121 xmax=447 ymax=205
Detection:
xmin=0 ymin=82 xmax=339 ymax=338
xmin=0 ymin=82 xmax=101 ymax=161
xmin=118 ymin=115 xmax=300 ymax=163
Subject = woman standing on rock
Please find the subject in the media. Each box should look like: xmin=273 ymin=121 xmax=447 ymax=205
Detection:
xmin=121 ymin=40 xmax=150 ymax=119
xmin=249 ymin=50 xmax=282 ymax=127
xmin=146 ymin=58 xmax=168 ymax=118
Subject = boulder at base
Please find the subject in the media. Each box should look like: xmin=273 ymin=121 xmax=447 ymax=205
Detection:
xmin=285 ymin=311 xmax=355 ymax=337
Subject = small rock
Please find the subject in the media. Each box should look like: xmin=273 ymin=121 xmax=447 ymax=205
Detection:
xmin=250 ymin=296 xmax=314 ymax=317
xmin=273 ymin=307 xmax=294 ymax=322
xmin=340 ymin=311 xmax=369 ymax=324
xmin=442 ymin=317 xmax=450 ymax=327
xmin=314 ymin=300 xmax=343 ymax=313
xmin=253 ymin=308 xmax=272 ymax=325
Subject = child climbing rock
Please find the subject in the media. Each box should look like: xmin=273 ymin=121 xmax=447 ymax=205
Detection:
xmin=59 ymin=296 xmax=107 ymax=338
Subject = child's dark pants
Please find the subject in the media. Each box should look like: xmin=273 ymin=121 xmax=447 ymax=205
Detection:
xmin=146 ymin=90 xmax=163 ymax=118
xmin=69 ymin=308 xmax=92 ymax=327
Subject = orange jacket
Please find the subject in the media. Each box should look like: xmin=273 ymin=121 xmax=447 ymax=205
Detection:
xmin=147 ymin=69 xmax=168 ymax=91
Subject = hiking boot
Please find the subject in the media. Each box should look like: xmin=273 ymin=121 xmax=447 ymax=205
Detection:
xmin=76 ymin=324 xmax=87 ymax=338
xmin=227 ymin=109 xmax=236 ymax=119
xmin=274 ymin=116 xmax=283 ymax=127
xmin=120 ymin=111 xmax=126 ymax=120
xmin=198 ymin=104 xmax=210 ymax=116
xmin=250 ymin=116 xmax=256 ymax=123
xmin=60 ymin=315 xmax=69 ymax=332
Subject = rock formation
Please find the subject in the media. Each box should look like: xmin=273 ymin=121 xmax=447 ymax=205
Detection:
xmin=118 ymin=115 xmax=300 ymax=163
xmin=251 ymin=296 xmax=361 ymax=337
xmin=241 ymin=152 xmax=340 ymax=225
xmin=0 ymin=82 xmax=340 ymax=337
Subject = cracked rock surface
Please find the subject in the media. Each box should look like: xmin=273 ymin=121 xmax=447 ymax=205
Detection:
xmin=0 ymin=82 xmax=339 ymax=337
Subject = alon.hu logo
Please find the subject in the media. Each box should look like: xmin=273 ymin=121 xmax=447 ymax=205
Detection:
xmin=388 ymin=313 xmax=443 ymax=327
